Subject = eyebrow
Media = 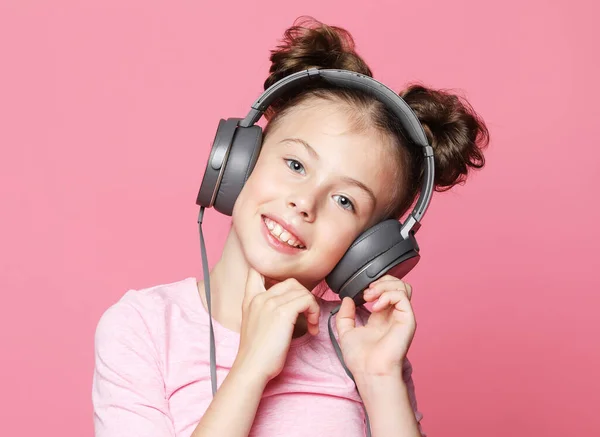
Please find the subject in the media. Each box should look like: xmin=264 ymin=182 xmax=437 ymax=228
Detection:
xmin=279 ymin=137 xmax=377 ymax=206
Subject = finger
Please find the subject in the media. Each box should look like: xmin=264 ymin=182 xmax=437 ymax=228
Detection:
xmin=284 ymin=284 xmax=321 ymax=331
xmin=371 ymin=289 xmax=413 ymax=313
xmin=368 ymin=274 xmax=400 ymax=287
xmin=268 ymin=288 xmax=313 ymax=306
xmin=258 ymin=280 xmax=320 ymax=333
xmin=243 ymin=268 xmax=266 ymax=311
xmin=364 ymin=279 xmax=412 ymax=302
xmin=280 ymin=293 xmax=321 ymax=335
xmin=369 ymin=275 xmax=413 ymax=301
xmin=336 ymin=297 xmax=356 ymax=337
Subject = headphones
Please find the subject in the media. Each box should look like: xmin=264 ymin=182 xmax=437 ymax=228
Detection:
xmin=196 ymin=68 xmax=435 ymax=306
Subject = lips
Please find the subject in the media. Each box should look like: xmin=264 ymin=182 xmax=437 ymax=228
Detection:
xmin=261 ymin=215 xmax=306 ymax=249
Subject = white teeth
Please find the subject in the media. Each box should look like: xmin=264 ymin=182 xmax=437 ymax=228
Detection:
xmin=273 ymin=223 xmax=283 ymax=236
xmin=263 ymin=217 xmax=305 ymax=249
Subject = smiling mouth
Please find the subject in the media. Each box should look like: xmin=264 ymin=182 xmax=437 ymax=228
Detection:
xmin=262 ymin=216 xmax=306 ymax=249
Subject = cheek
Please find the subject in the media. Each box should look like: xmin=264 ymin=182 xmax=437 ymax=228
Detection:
xmin=231 ymin=180 xmax=256 ymax=226
xmin=315 ymin=221 xmax=359 ymax=264
xmin=307 ymin=239 xmax=355 ymax=281
xmin=231 ymin=165 xmax=277 ymax=221
xmin=245 ymin=160 xmax=281 ymax=195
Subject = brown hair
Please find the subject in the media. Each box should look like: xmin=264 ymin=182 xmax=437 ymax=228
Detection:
xmin=262 ymin=16 xmax=490 ymax=220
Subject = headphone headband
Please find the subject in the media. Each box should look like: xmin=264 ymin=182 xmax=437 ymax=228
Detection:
xmin=240 ymin=68 xmax=434 ymax=237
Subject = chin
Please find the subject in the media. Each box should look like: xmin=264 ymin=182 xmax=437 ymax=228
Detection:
xmin=242 ymin=246 xmax=317 ymax=287
xmin=231 ymin=206 xmax=334 ymax=289
xmin=245 ymin=249 xmax=294 ymax=279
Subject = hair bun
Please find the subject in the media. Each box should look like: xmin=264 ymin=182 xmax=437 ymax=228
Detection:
xmin=264 ymin=16 xmax=372 ymax=92
xmin=400 ymin=85 xmax=489 ymax=191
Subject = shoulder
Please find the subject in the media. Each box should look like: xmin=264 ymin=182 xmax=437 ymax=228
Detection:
xmin=94 ymin=277 xmax=198 ymax=349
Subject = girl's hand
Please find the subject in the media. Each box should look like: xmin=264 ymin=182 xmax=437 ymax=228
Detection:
xmin=233 ymin=268 xmax=321 ymax=383
xmin=335 ymin=275 xmax=416 ymax=378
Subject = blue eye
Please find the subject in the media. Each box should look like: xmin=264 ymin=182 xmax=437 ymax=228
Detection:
xmin=285 ymin=159 xmax=305 ymax=174
xmin=333 ymin=195 xmax=355 ymax=212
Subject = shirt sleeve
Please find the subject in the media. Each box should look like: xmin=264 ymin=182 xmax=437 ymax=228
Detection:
xmin=92 ymin=299 xmax=175 ymax=437
xmin=402 ymin=357 xmax=427 ymax=437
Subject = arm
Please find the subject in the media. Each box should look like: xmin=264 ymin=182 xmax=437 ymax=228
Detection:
xmin=401 ymin=358 xmax=426 ymax=436
xmin=355 ymin=368 xmax=423 ymax=437
xmin=190 ymin=361 xmax=268 ymax=437
xmin=350 ymin=298 xmax=426 ymax=437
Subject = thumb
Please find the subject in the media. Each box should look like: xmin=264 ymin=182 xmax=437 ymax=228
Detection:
xmin=243 ymin=267 xmax=266 ymax=310
xmin=336 ymin=297 xmax=356 ymax=338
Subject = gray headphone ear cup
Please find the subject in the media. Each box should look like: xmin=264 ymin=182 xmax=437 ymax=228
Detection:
xmin=196 ymin=118 xmax=239 ymax=209
xmin=325 ymin=219 xmax=420 ymax=305
xmin=326 ymin=220 xmax=403 ymax=292
xmin=213 ymin=124 xmax=262 ymax=216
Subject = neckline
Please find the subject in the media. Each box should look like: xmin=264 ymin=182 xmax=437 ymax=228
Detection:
xmin=188 ymin=277 xmax=314 ymax=348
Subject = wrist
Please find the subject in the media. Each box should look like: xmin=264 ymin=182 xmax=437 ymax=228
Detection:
xmin=230 ymin=358 xmax=271 ymax=389
xmin=354 ymin=373 xmax=421 ymax=437
xmin=351 ymin=360 xmax=404 ymax=382
xmin=354 ymin=372 xmax=407 ymax=403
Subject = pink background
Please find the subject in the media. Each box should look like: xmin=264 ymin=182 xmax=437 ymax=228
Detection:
xmin=1 ymin=1 xmax=598 ymax=436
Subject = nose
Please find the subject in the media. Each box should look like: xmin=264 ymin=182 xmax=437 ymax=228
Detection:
xmin=286 ymin=190 xmax=317 ymax=222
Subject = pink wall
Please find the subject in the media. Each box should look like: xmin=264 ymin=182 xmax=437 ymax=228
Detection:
xmin=1 ymin=1 xmax=598 ymax=435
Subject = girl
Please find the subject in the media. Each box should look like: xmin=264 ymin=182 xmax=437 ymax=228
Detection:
xmin=92 ymin=17 xmax=489 ymax=437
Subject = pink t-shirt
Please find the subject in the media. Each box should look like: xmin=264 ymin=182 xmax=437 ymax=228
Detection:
xmin=92 ymin=277 xmax=426 ymax=436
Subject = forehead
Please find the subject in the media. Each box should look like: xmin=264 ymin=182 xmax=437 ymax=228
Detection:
xmin=267 ymin=97 xmax=391 ymax=159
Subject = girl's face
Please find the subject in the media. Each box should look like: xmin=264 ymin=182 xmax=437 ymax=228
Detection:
xmin=231 ymin=97 xmax=399 ymax=289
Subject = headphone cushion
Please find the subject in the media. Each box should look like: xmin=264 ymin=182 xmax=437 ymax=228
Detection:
xmin=326 ymin=219 xmax=407 ymax=293
xmin=214 ymin=125 xmax=262 ymax=216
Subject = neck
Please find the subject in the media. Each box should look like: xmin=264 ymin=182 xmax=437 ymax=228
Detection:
xmin=197 ymin=225 xmax=248 ymax=332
